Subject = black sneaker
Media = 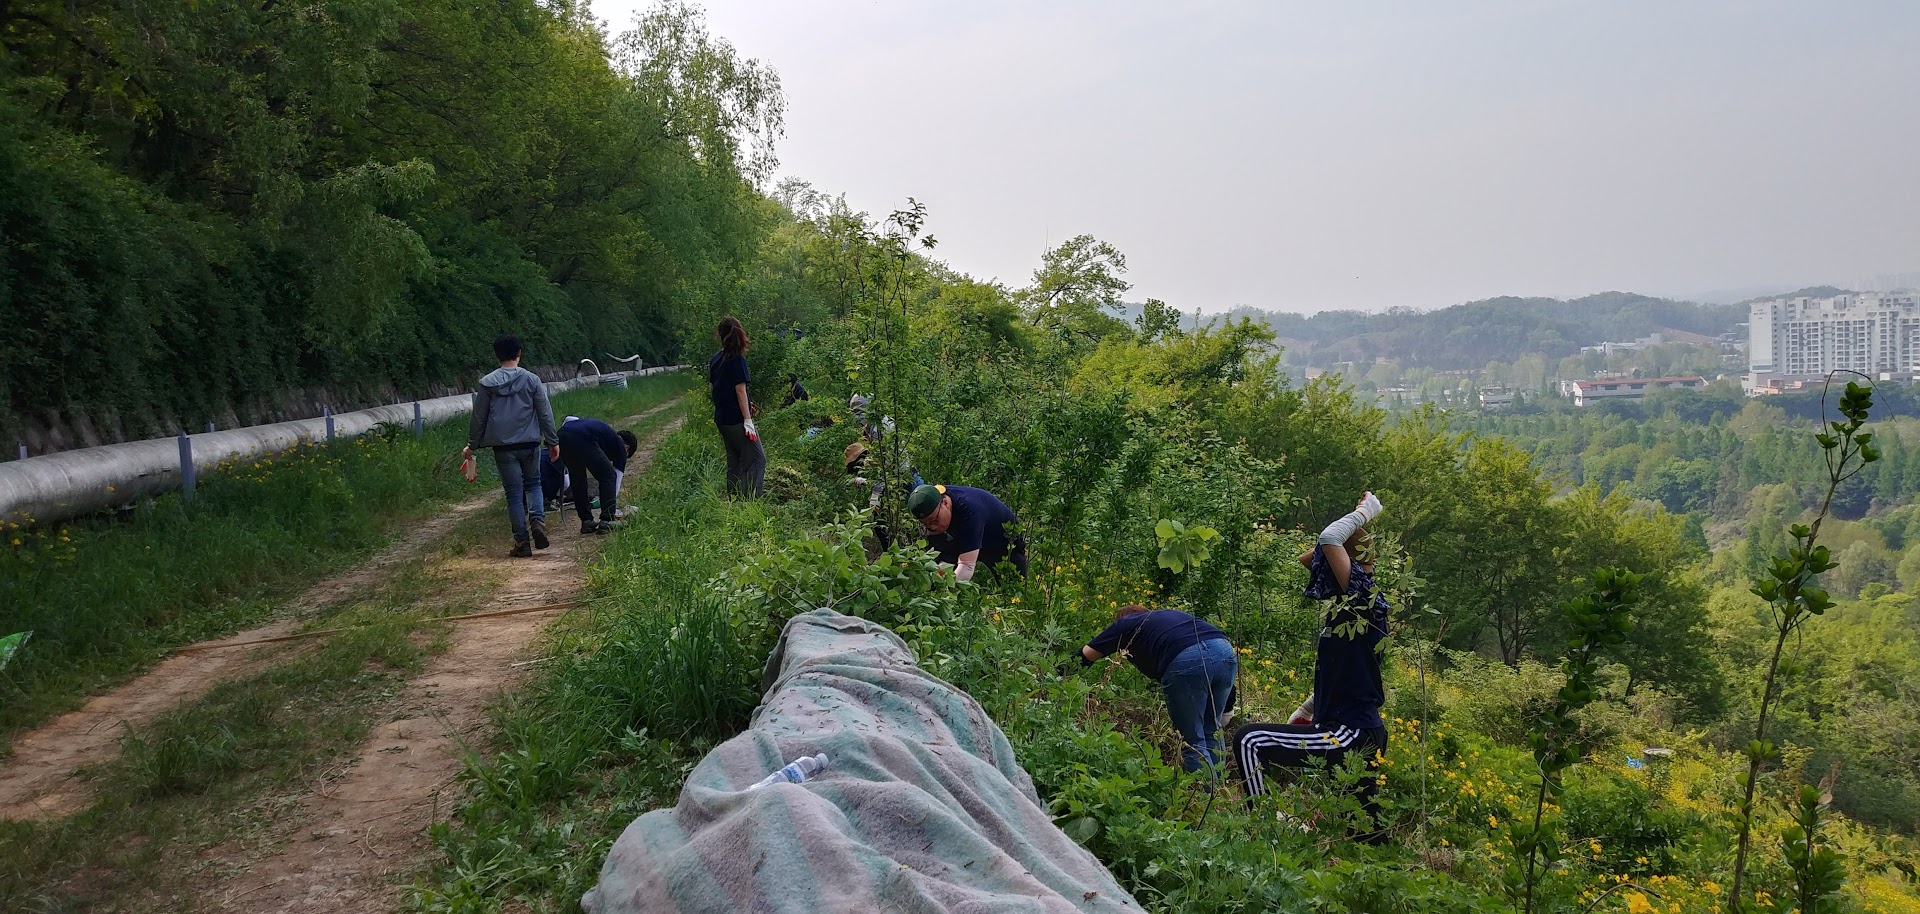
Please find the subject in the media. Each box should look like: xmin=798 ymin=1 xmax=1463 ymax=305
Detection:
xmin=580 ymin=521 xmax=605 ymax=535
xmin=530 ymin=518 xmax=550 ymax=550
xmin=509 ymin=540 xmax=533 ymax=558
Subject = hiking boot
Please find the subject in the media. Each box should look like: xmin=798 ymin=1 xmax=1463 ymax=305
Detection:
xmin=529 ymin=518 xmax=550 ymax=550
xmin=508 ymin=540 xmax=534 ymax=558
xmin=580 ymin=520 xmax=604 ymax=535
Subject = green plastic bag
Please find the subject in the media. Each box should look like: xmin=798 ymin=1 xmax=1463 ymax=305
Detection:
xmin=0 ymin=631 xmax=29 ymax=672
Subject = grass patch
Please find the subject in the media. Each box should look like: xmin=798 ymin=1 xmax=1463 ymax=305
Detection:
xmin=0 ymin=385 xmax=692 ymax=912
xmin=0 ymin=373 xmax=693 ymax=742
xmin=0 ymin=586 xmax=453 ymax=912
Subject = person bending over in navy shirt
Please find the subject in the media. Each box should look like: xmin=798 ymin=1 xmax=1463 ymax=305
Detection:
xmin=1231 ymin=491 xmax=1391 ymax=841
xmin=1081 ymin=606 xmax=1239 ymax=772
xmin=905 ymin=484 xmax=1027 ymax=583
xmin=557 ymin=416 xmax=635 ymax=534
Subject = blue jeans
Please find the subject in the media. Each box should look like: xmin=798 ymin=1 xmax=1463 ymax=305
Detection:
xmin=491 ymin=445 xmax=546 ymax=543
xmin=1161 ymin=638 xmax=1238 ymax=772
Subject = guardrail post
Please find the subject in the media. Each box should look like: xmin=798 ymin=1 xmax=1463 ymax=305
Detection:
xmin=325 ymin=406 xmax=335 ymax=441
xmin=15 ymin=444 xmax=24 ymax=460
xmin=413 ymin=402 xmax=424 ymax=437
xmin=178 ymin=435 xmax=196 ymax=502
xmin=205 ymin=421 xmax=215 ymax=434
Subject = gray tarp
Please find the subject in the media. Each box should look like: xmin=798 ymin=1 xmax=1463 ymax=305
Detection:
xmin=582 ymin=609 xmax=1143 ymax=914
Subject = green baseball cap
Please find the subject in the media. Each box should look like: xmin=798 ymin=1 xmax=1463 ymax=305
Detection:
xmin=907 ymin=484 xmax=946 ymax=518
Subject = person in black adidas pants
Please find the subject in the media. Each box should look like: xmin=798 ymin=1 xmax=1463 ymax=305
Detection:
xmin=1232 ymin=491 xmax=1391 ymax=841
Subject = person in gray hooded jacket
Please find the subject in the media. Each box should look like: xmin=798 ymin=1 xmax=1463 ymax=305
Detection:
xmin=464 ymin=335 xmax=560 ymax=557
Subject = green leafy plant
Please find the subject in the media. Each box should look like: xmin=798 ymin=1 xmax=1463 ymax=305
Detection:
xmin=1727 ymin=378 xmax=1878 ymax=912
xmin=1154 ymin=518 xmax=1220 ymax=574
xmin=0 ymin=631 xmax=27 ymax=672
xmin=709 ymin=509 xmax=957 ymax=636
xmin=1504 ymin=566 xmax=1640 ymax=914
xmin=1781 ymin=770 xmax=1845 ymax=914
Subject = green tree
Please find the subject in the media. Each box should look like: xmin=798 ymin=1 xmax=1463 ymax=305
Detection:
xmin=1019 ymin=234 xmax=1133 ymax=340
xmin=1429 ymin=439 xmax=1563 ymax=665
xmin=615 ymin=0 xmax=786 ymax=186
xmin=1551 ymin=486 xmax=1719 ymax=712
xmin=1135 ymin=298 xmax=1183 ymax=342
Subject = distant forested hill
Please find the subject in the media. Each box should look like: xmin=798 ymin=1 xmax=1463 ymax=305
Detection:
xmin=1200 ymin=292 xmax=1747 ymax=369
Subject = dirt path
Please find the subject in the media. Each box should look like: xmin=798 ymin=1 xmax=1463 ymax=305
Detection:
xmin=0 ymin=396 xmax=686 ymax=824
xmin=209 ymin=414 xmax=685 ymax=914
xmin=0 ymin=496 xmax=498 ymax=822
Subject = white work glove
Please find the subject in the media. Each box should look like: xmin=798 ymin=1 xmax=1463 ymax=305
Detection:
xmin=743 ymin=418 xmax=759 ymax=443
xmin=1288 ymin=694 xmax=1316 ymax=726
xmin=1355 ymin=491 xmax=1383 ymax=524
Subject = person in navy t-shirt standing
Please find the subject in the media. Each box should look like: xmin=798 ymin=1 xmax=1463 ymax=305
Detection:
xmin=905 ymin=483 xmax=1027 ymax=582
xmin=1080 ymin=605 xmax=1239 ymax=772
xmin=1231 ymin=491 xmax=1391 ymax=840
xmin=709 ymin=317 xmax=764 ymax=498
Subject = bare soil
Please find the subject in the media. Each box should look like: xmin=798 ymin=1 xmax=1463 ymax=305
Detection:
xmin=0 ymin=496 xmax=496 ymax=821
xmin=207 ymin=414 xmax=685 ymax=914
xmin=0 ymin=397 xmax=685 ymax=825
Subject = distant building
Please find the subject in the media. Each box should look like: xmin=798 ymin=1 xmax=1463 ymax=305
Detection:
xmin=1748 ymin=377 xmax=1816 ymax=396
xmin=1375 ymin=385 xmax=1421 ymax=407
xmin=1567 ymin=376 xmax=1706 ymax=407
xmin=1581 ymin=333 xmax=1666 ymax=357
xmin=1478 ymin=386 xmax=1516 ymax=409
xmin=1748 ymin=292 xmax=1920 ymax=385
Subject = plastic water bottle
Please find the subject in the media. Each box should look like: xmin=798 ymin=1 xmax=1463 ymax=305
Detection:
xmin=747 ymin=753 xmax=829 ymax=790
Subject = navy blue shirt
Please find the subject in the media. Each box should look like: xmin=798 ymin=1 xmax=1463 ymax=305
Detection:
xmin=922 ymin=485 xmax=1018 ymax=563
xmin=1086 ymin=610 xmax=1230 ymax=681
xmin=557 ymin=417 xmax=628 ymax=472
xmin=709 ymin=352 xmax=749 ymax=425
xmin=1304 ymin=547 xmax=1390 ymax=729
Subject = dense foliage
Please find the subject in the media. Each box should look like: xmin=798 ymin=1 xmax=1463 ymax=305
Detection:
xmin=10 ymin=8 xmax=1918 ymax=911
xmin=0 ymin=0 xmax=776 ymax=443
xmin=414 ymin=189 xmax=1919 ymax=914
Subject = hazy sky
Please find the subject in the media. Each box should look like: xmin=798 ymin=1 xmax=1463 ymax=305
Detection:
xmin=589 ymin=1 xmax=1920 ymax=313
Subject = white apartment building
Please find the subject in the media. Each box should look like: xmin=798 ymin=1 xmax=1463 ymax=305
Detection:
xmin=1749 ymin=292 xmax=1920 ymax=380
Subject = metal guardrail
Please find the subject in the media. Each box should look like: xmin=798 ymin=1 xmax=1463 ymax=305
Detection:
xmin=0 ymin=365 xmax=685 ymax=526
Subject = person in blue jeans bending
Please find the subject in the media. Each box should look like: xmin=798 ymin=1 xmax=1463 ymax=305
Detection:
xmin=1080 ymin=605 xmax=1238 ymax=772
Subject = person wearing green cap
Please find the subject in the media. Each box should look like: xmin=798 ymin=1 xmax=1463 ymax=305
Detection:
xmin=907 ymin=483 xmax=1026 ymax=583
